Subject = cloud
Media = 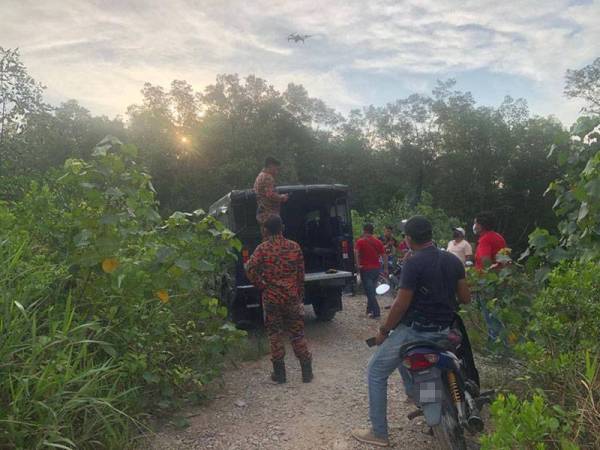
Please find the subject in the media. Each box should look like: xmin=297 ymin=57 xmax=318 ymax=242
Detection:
xmin=1 ymin=0 xmax=598 ymax=124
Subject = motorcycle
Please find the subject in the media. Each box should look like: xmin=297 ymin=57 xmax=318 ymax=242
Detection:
xmin=401 ymin=314 xmax=493 ymax=450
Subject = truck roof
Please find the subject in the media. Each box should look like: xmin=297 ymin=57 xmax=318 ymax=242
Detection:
xmin=209 ymin=184 xmax=348 ymax=215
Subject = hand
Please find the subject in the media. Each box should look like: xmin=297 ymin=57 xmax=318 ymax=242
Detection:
xmin=375 ymin=331 xmax=387 ymax=346
xmin=281 ymin=194 xmax=289 ymax=202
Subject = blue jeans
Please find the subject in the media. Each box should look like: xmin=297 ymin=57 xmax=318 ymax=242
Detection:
xmin=478 ymin=295 xmax=504 ymax=344
xmin=361 ymin=269 xmax=381 ymax=317
xmin=367 ymin=324 xmax=449 ymax=438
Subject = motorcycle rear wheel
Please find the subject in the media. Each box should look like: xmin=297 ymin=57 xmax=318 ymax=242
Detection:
xmin=431 ymin=386 xmax=467 ymax=450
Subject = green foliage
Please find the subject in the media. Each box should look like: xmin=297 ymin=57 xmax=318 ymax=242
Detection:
xmin=481 ymin=393 xmax=579 ymax=450
xmin=545 ymin=124 xmax=600 ymax=261
xmin=351 ymin=192 xmax=460 ymax=244
xmin=466 ymin=255 xmax=538 ymax=350
xmin=0 ymin=138 xmax=244 ymax=448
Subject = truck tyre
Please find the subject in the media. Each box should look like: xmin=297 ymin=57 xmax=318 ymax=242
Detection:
xmin=313 ymin=301 xmax=337 ymax=321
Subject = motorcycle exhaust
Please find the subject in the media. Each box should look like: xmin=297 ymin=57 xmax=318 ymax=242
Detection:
xmin=464 ymin=391 xmax=485 ymax=433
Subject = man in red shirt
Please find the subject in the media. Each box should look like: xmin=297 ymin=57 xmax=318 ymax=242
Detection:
xmin=473 ymin=212 xmax=507 ymax=270
xmin=473 ymin=212 xmax=507 ymax=343
xmin=355 ymin=224 xmax=388 ymax=318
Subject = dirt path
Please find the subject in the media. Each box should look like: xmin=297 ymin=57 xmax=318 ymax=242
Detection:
xmin=149 ymin=294 xmax=451 ymax=449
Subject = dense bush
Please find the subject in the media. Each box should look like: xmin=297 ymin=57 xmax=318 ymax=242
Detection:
xmin=352 ymin=192 xmax=461 ymax=245
xmin=481 ymin=123 xmax=600 ymax=448
xmin=0 ymin=138 xmax=244 ymax=448
xmin=481 ymin=394 xmax=578 ymax=450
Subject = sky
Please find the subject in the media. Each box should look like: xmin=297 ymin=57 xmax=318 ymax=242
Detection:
xmin=2 ymin=0 xmax=599 ymax=125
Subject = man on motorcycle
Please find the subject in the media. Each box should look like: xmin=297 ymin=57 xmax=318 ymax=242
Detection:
xmin=352 ymin=215 xmax=471 ymax=447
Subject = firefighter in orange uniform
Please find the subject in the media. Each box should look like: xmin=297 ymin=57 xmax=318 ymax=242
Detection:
xmin=245 ymin=215 xmax=313 ymax=384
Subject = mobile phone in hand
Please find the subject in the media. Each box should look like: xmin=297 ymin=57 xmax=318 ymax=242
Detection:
xmin=365 ymin=337 xmax=377 ymax=347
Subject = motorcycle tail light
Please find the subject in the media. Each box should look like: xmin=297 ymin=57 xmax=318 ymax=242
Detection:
xmin=242 ymin=248 xmax=250 ymax=264
xmin=402 ymin=352 xmax=439 ymax=370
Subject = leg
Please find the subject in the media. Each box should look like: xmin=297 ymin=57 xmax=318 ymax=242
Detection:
xmin=283 ymin=299 xmax=311 ymax=362
xmin=367 ymin=326 xmax=413 ymax=438
xmin=264 ymin=301 xmax=285 ymax=361
xmin=478 ymin=295 xmax=504 ymax=344
xmin=363 ymin=269 xmax=381 ymax=317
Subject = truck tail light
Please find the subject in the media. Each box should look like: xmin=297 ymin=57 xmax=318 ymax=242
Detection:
xmin=341 ymin=240 xmax=349 ymax=259
xmin=242 ymin=248 xmax=250 ymax=264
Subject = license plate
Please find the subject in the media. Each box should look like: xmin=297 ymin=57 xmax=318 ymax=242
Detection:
xmin=413 ymin=369 xmax=442 ymax=403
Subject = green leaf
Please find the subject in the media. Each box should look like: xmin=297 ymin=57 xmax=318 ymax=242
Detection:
xmin=197 ymin=260 xmax=215 ymax=272
xmin=175 ymin=258 xmax=191 ymax=271
xmin=172 ymin=416 xmax=190 ymax=429
xmin=73 ymin=229 xmax=92 ymax=247
xmin=585 ymin=178 xmax=600 ymax=198
xmin=143 ymin=372 xmax=160 ymax=384
xmin=577 ymin=202 xmax=589 ymax=222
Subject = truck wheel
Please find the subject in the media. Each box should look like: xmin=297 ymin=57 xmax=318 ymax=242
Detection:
xmin=313 ymin=301 xmax=337 ymax=321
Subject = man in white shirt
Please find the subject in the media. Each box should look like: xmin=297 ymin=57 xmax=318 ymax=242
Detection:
xmin=447 ymin=227 xmax=473 ymax=265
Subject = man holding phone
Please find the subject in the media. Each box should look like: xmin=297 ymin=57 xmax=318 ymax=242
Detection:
xmin=352 ymin=216 xmax=471 ymax=447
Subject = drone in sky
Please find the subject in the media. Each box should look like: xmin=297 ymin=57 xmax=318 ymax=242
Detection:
xmin=288 ymin=33 xmax=313 ymax=44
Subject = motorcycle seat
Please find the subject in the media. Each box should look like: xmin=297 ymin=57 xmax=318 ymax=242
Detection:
xmin=399 ymin=339 xmax=456 ymax=355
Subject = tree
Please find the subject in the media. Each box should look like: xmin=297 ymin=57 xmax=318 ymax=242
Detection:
xmin=565 ymin=57 xmax=600 ymax=115
xmin=0 ymin=47 xmax=48 ymax=143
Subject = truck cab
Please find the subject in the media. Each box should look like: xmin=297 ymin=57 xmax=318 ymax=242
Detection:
xmin=209 ymin=184 xmax=356 ymax=326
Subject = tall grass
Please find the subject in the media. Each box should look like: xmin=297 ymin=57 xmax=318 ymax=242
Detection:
xmin=0 ymin=237 xmax=138 ymax=449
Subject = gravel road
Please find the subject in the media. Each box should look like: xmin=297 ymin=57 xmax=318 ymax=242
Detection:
xmin=149 ymin=294 xmax=477 ymax=450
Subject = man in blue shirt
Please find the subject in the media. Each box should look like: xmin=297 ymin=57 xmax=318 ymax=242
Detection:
xmin=352 ymin=216 xmax=471 ymax=447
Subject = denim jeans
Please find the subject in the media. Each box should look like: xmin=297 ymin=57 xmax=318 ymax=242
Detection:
xmin=478 ymin=294 xmax=504 ymax=344
xmin=361 ymin=269 xmax=381 ymax=317
xmin=367 ymin=324 xmax=449 ymax=438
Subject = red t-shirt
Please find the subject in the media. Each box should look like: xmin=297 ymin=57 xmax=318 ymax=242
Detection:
xmin=355 ymin=235 xmax=385 ymax=270
xmin=475 ymin=231 xmax=507 ymax=270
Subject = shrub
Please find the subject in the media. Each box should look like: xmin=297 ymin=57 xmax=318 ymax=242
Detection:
xmin=481 ymin=393 xmax=579 ymax=450
xmin=0 ymin=137 xmax=244 ymax=448
xmin=352 ymin=192 xmax=460 ymax=244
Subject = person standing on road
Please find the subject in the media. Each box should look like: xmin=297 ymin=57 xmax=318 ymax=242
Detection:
xmin=352 ymin=216 xmax=471 ymax=447
xmin=473 ymin=212 xmax=507 ymax=270
xmin=447 ymin=227 xmax=473 ymax=265
xmin=245 ymin=215 xmax=313 ymax=384
xmin=355 ymin=224 xmax=388 ymax=319
xmin=254 ymin=157 xmax=289 ymax=232
xmin=473 ymin=212 xmax=508 ymax=344
xmin=379 ymin=225 xmax=400 ymax=268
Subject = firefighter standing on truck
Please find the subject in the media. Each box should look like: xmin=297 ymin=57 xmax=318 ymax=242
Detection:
xmin=245 ymin=215 xmax=313 ymax=384
xmin=254 ymin=157 xmax=288 ymax=232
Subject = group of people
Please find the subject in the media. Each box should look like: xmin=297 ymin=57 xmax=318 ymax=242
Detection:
xmin=244 ymin=156 xmax=507 ymax=447
xmin=354 ymin=214 xmax=506 ymax=323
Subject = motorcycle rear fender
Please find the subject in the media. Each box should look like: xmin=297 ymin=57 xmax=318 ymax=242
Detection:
xmin=422 ymin=402 xmax=442 ymax=426
xmin=411 ymin=366 xmax=443 ymax=426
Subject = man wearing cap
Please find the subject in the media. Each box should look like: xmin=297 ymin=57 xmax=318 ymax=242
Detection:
xmin=447 ymin=227 xmax=473 ymax=265
xmin=254 ymin=157 xmax=289 ymax=230
xmin=352 ymin=216 xmax=471 ymax=447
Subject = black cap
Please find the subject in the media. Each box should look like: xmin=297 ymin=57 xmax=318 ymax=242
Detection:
xmin=404 ymin=215 xmax=433 ymax=244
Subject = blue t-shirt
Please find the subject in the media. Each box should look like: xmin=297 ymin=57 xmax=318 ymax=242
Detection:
xmin=399 ymin=246 xmax=465 ymax=326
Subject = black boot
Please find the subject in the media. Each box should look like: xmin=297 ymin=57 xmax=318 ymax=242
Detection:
xmin=301 ymin=359 xmax=313 ymax=383
xmin=271 ymin=359 xmax=286 ymax=384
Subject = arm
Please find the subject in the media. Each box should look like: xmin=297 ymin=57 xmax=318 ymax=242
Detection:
xmin=297 ymin=250 xmax=305 ymax=300
xmin=245 ymin=248 xmax=266 ymax=290
xmin=262 ymin=175 xmax=286 ymax=202
xmin=457 ymin=278 xmax=471 ymax=304
xmin=382 ymin=253 xmax=389 ymax=276
xmin=354 ymin=241 xmax=362 ymax=271
xmin=478 ymin=242 xmax=493 ymax=268
xmin=375 ymin=288 xmax=414 ymax=344
xmin=465 ymin=242 xmax=474 ymax=263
